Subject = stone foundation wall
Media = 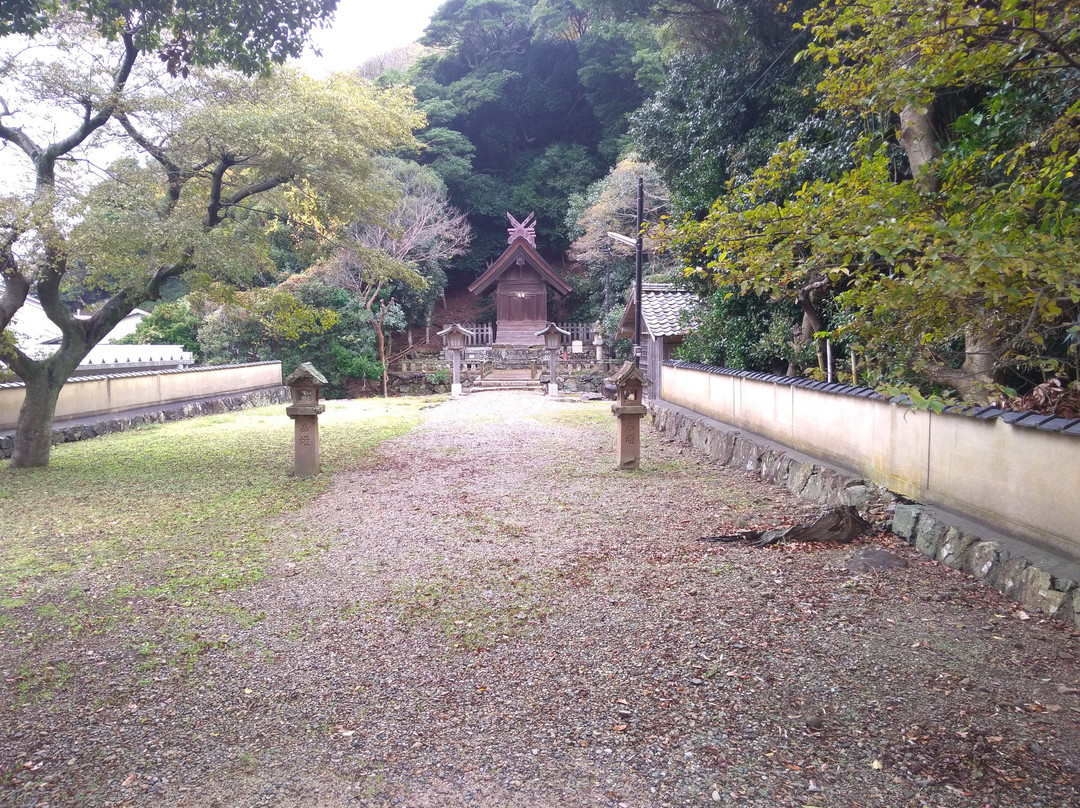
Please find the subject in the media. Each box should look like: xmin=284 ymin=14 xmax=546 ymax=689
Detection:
xmin=887 ymin=504 xmax=1078 ymax=629
xmin=556 ymin=372 xmax=607 ymax=394
xmin=650 ymin=403 xmax=1080 ymax=631
xmin=0 ymin=387 xmax=289 ymax=459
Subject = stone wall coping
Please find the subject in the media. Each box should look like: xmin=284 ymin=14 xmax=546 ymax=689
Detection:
xmin=664 ymin=360 xmax=1080 ymax=436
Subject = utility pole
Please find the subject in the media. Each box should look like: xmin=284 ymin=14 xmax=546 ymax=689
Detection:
xmin=634 ymin=176 xmax=643 ymax=367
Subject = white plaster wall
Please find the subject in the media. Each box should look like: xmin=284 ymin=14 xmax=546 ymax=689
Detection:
xmin=0 ymin=363 xmax=283 ymax=429
xmin=661 ymin=364 xmax=1079 ymax=558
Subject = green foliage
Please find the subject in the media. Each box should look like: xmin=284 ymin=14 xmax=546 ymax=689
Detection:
xmin=676 ymin=287 xmax=808 ymax=373
xmin=511 ymin=143 xmax=603 ymax=253
xmin=426 ymin=366 xmax=451 ymax=386
xmin=408 ymin=0 xmax=658 ymax=270
xmin=196 ymin=279 xmax=385 ymax=398
xmin=117 ymin=300 xmax=202 ymax=356
xmin=422 ymin=0 xmax=536 ymax=68
xmin=1 ymin=0 xmax=339 ymax=74
xmin=656 ymin=0 xmax=1080 ymax=401
xmin=801 ymin=0 xmax=1080 ymax=115
xmin=631 ymin=46 xmax=851 ymax=215
xmin=329 ymin=342 xmax=384 ymax=385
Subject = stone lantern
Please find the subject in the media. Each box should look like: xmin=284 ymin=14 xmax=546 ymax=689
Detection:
xmin=592 ymin=320 xmax=604 ymax=361
xmin=285 ymin=362 xmax=327 ymax=477
xmin=607 ymin=361 xmax=648 ymax=470
xmin=437 ymin=323 xmax=475 ymax=397
xmin=535 ymin=322 xmax=570 ymax=396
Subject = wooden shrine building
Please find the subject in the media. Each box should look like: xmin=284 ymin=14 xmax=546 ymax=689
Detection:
xmin=468 ymin=213 xmax=572 ymax=346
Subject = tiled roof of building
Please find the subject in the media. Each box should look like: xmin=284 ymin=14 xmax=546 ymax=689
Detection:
xmin=618 ymin=283 xmax=699 ymax=339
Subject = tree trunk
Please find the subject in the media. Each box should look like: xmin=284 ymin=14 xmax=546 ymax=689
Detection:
xmin=787 ymin=311 xmax=815 ymax=377
xmin=898 ymin=103 xmax=941 ymax=192
xmin=603 ymin=261 xmax=611 ymax=315
xmin=9 ymin=358 xmax=76 ymax=468
xmin=796 ymin=287 xmax=828 ymax=378
xmin=373 ymin=320 xmax=388 ymax=398
xmin=924 ymin=325 xmax=1002 ymax=403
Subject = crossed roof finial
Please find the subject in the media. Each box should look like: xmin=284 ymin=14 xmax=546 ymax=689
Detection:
xmin=507 ymin=211 xmax=537 ymax=247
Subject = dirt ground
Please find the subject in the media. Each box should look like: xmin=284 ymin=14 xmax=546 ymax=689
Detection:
xmin=2 ymin=392 xmax=1079 ymax=807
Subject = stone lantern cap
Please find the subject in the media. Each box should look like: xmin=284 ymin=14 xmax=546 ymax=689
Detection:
xmin=535 ymin=322 xmax=570 ymax=350
xmin=534 ymin=323 xmax=571 ymax=339
xmin=285 ymin=361 xmax=327 ymax=416
xmin=436 ymin=323 xmax=476 ymax=339
xmin=437 ymin=323 xmax=475 ymax=350
xmin=606 ymin=361 xmax=648 ymax=416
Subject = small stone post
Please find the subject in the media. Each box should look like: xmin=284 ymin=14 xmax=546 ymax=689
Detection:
xmin=437 ymin=324 xmax=474 ymax=397
xmin=285 ymin=362 xmax=327 ymax=477
xmin=607 ymin=361 xmax=648 ymax=470
xmin=592 ymin=321 xmax=604 ymax=362
xmin=536 ymin=323 xmax=570 ymax=397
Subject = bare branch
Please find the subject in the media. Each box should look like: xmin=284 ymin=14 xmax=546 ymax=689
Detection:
xmin=0 ymin=95 xmax=41 ymax=159
xmin=46 ymin=31 xmax=140 ymax=163
xmin=223 ymin=174 xmax=291 ymax=208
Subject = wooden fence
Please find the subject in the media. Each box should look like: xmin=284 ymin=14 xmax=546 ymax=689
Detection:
xmin=460 ymin=323 xmax=494 ymax=346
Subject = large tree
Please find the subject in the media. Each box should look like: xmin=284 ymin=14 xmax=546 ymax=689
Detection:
xmin=663 ymin=0 xmax=1080 ymax=400
xmin=307 ymin=157 xmax=472 ymax=396
xmin=565 ymin=156 xmax=673 ymax=323
xmin=0 ymin=7 xmax=422 ymax=467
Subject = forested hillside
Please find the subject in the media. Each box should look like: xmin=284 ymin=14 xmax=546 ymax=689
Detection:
xmin=45 ymin=0 xmax=1079 ymax=410
xmin=389 ymin=0 xmax=1080 ymax=405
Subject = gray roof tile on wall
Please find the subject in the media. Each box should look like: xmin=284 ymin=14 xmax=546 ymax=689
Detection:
xmin=639 ymin=287 xmax=701 ymax=338
xmin=1037 ymin=417 xmax=1080 ymax=432
xmin=1013 ymin=414 xmax=1058 ymax=429
xmin=662 ymin=359 xmax=1078 ymax=435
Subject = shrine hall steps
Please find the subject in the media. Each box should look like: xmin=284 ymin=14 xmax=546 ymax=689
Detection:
xmin=469 ymin=368 xmax=545 ymax=394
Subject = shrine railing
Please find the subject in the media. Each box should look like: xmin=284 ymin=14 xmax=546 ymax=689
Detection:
xmin=458 ymin=322 xmax=595 ymax=346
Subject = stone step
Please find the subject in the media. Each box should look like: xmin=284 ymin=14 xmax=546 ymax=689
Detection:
xmin=469 ymin=383 xmax=544 ymax=394
xmin=473 ymin=379 xmax=544 ymax=388
xmin=483 ymin=370 xmax=536 ymax=382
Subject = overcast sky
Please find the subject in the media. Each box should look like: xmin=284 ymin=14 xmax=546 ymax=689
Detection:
xmin=0 ymin=1 xmax=446 ymax=191
xmin=294 ymin=0 xmax=446 ymax=75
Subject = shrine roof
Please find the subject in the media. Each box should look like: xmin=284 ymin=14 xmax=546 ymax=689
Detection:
xmin=618 ymin=283 xmax=700 ymax=340
xmin=468 ymin=238 xmax=573 ymax=297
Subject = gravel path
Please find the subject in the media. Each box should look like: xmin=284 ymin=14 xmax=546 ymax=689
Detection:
xmin=3 ymin=392 xmax=1079 ymax=807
